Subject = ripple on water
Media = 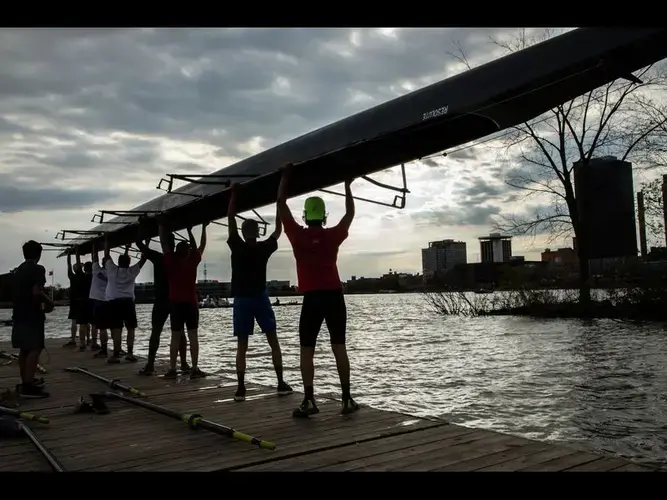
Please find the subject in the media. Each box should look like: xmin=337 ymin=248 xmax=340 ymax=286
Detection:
xmin=5 ymin=292 xmax=667 ymax=466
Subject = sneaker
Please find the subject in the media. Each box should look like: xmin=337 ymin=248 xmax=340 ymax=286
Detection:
xmin=19 ymin=383 xmax=49 ymax=399
xmin=107 ymin=354 xmax=120 ymax=364
xmin=93 ymin=349 xmax=107 ymax=359
xmin=341 ymin=397 xmax=360 ymax=415
xmin=163 ymin=369 xmax=178 ymax=379
xmin=292 ymin=398 xmax=319 ymax=418
xmin=33 ymin=377 xmax=45 ymax=387
xmin=277 ymin=381 xmax=293 ymax=396
xmin=118 ymin=349 xmax=126 ymax=356
xmin=190 ymin=367 xmax=207 ymax=380
xmin=125 ymin=353 xmax=138 ymax=363
xmin=180 ymin=362 xmax=191 ymax=373
xmin=234 ymin=386 xmax=246 ymax=402
xmin=91 ymin=344 xmax=101 ymax=351
xmin=63 ymin=340 xmax=76 ymax=348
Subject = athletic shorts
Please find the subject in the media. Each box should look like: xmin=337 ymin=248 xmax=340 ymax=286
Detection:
xmin=233 ymin=289 xmax=277 ymax=338
xmin=107 ymin=298 xmax=138 ymax=330
xmin=152 ymin=301 xmax=171 ymax=332
xmin=93 ymin=300 xmax=110 ymax=330
xmin=76 ymin=299 xmax=94 ymax=326
xmin=12 ymin=321 xmax=45 ymax=352
xmin=299 ymin=289 xmax=347 ymax=348
xmin=68 ymin=299 xmax=79 ymax=320
xmin=170 ymin=301 xmax=199 ymax=332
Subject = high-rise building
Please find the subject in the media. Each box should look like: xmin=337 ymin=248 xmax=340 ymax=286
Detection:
xmin=421 ymin=239 xmax=467 ymax=276
xmin=573 ymin=156 xmax=637 ymax=259
xmin=478 ymin=233 xmax=512 ymax=263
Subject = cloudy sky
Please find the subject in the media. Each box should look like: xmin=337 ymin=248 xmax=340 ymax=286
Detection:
xmin=2 ymin=27 xmax=655 ymax=286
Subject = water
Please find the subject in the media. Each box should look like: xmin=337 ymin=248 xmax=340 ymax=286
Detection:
xmin=2 ymin=292 xmax=667 ymax=467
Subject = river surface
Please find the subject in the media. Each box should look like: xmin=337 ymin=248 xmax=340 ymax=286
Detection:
xmin=2 ymin=292 xmax=667 ymax=467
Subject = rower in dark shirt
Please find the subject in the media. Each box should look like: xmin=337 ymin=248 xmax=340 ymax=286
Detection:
xmin=135 ymin=228 xmax=190 ymax=376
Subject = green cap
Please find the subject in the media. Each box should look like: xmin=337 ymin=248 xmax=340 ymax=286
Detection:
xmin=303 ymin=196 xmax=326 ymax=222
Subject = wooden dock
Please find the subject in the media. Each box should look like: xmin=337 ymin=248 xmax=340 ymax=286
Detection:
xmin=0 ymin=338 xmax=658 ymax=472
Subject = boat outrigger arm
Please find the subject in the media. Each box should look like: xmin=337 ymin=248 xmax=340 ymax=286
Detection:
xmin=54 ymin=28 xmax=667 ymax=256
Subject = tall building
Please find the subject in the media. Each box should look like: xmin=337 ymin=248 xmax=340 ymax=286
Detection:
xmin=421 ymin=239 xmax=467 ymax=276
xmin=573 ymin=156 xmax=637 ymax=259
xmin=478 ymin=233 xmax=512 ymax=263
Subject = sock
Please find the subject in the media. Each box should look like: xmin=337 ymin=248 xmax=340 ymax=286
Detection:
xmin=237 ymin=371 xmax=245 ymax=388
xmin=305 ymin=386 xmax=314 ymax=400
xmin=342 ymin=383 xmax=351 ymax=401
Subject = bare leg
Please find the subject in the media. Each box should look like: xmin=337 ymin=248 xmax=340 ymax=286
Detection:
xmin=126 ymin=327 xmax=135 ymax=355
xmin=78 ymin=324 xmax=89 ymax=349
xmin=179 ymin=331 xmax=189 ymax=369
xmin=187 ymin=329 xmax=199 ymax=368
xmin=265 ymin=332 xmax=284 ymax=384
xmin=91 ymin=325 xmax=98 ymax=346
xmin=169 ymin=330 xmax=181 ymax=371
xmin=300 ymin=346 xmax=315 ymax=398
xmin=24 ymin=350 xmax=41 ymax=384
xmin=68 ymin=319 xmax=76 ymax=344
xmin=111 ymin=328 xmax=122 ymax=357
xmin=236 ymin=338 xmax=248 ymax=389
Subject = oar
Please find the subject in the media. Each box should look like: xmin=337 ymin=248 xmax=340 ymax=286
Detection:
xmin=64 ymin=367 xmax=146 ymax=397
xmin=0 ymin=351 xmax=47 ymax=374
xmin=0 ymin=404 xmax=50 ymax=424
xmin=0 ymin=417 xmax=65 ymax=472
xmin=102 ymin=391 xmax=276 ymax=450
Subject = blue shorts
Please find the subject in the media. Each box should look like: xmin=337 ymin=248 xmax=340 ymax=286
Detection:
xmin=233 ymin=290 xmax=276 ymax=338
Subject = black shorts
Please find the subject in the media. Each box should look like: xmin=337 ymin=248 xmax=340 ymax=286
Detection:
xmin=76 ymin=299 xmax=94 ymax=326
xmin=93 ymin=300 xmax=110 ymax=330
xmin=108 ymin=298 xmax=138 ymax=330
xmin=152 ymin=301 xmax=171 ymax=332
xmin=299 ymin=289 xmax=347 ymax=348
xmin=68 ymin=299 xmax=79 ymax=320
xmin=170 ymin=302 xmax=199 ymax=332
xmin=12 ymin=321 xmax=45 ymax=352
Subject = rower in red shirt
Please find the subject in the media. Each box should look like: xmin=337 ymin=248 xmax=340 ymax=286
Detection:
xmin=159 ymin=218 xmax=208 ymax=380
xmin=277 ymin=163 xmax=360 ymax=417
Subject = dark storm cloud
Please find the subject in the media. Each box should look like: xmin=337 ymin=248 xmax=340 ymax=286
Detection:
xmin=0 ymin=28 xmax=509 ymax=165
xmin=0 ymin=183 xmax=116 ymax=213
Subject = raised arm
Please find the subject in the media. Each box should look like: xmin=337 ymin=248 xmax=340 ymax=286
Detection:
xmin=270 ymin=205 xmax=282 ymax=240
xmin=75 ymin=248 xmax=82 ymax=268
xmin=227 ymin=184 xmax=239 ymax=239
xmin=186 ymin=226 xmax=197 ymax=251
xmin=67 ymin=252 xmax=74 ymax=279
xmin=337 ymin=179 xmax=356 ymax=231
xmin=103 ymin=235 xmax=111 ymax=260
xmin=158 ymin=220 xmax=171 ymax=254
xmin=277 ymin=163 xmax=296 ymax=228
xmin=91 ymin=244 xmax=99 ymax=264
xmin=199 ymin=222 xmax=209 ymax=255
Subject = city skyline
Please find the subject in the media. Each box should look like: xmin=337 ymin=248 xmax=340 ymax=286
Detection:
xmin=4 ymin=27 xmax=655 ymax=285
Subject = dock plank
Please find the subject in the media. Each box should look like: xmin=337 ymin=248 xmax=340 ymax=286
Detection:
xmin=0 ymin=338 xmax=661 ymax=472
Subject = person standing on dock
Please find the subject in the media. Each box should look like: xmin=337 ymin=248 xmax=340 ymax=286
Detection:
xmin=226 ymin=183 xmax=293 ymax=402
xmin=90 ymin=244 xmax=111 ymax=359
xmin=159 ymin=220 xmax=208 ymax=379
xmin=11 ymin=240 xmax=53 ymax=399
xmin=134 ymin=228 xmax=190 ymax=376
xmin=277 ymin=163 xmax=360 ymax=418
xmin=103 ymin=238 xmax=147 ymax=364
xmin=64 ymin=253 xmax=84 ymax=348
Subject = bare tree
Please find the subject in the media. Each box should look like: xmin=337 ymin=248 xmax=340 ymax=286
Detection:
xmin=449 ymin=28 xmax=667 ymax=304
xmin=640 ymin=176 xmax=666 ymax=247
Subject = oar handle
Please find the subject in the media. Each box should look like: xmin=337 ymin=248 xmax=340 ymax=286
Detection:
xmin=232 ymin=431 xmax=276 ymax=450
xmin=19 ymin=411 xmax=50 ymax=425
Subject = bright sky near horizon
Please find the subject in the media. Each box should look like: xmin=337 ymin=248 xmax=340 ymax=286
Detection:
xmin=1 ymin=27 xmax=661 ymax=286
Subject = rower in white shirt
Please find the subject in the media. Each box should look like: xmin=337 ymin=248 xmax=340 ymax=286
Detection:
xmin=103 ymin=237 xmax=147 ymax=364
xmin=90 ymin=244 xmax=111 ymax=359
